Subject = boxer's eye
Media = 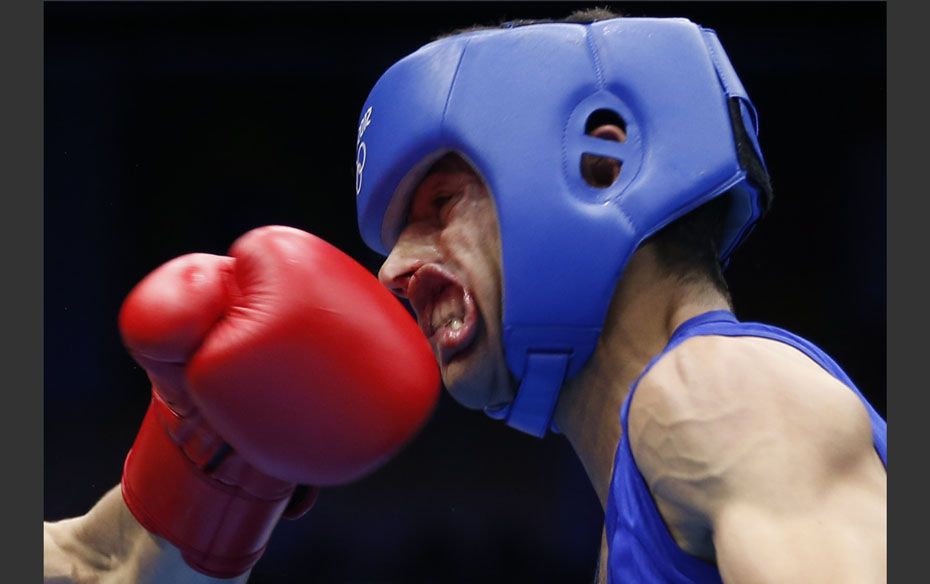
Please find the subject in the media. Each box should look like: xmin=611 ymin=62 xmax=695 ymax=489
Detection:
xmin=433 ymin=193 xmax=460 ymax=223
xmin=433 ymin=194 xmax=453 ymax=210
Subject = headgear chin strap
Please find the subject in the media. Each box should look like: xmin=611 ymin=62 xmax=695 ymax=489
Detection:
xmin=356 ymin=18 xmax=773 ymax=438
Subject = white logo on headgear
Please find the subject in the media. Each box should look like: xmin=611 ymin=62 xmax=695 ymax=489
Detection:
xmin=355 ymin=107 xmax=373 ymax=196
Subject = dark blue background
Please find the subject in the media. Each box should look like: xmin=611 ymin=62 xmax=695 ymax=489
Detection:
xmin=45 ymin=3 xmax=886 ymax=582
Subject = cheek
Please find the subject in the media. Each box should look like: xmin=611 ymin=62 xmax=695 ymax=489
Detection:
xmin=442 ymin=197 xmax=505 ymax=337
xmin=477 ymin=228 xmax=504 ymax=327
xmin=451 ymin=229 xmax=502 ymax=323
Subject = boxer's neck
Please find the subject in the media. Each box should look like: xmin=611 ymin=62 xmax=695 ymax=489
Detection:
xmin=553 ymin=243 xmax=731 ymax=509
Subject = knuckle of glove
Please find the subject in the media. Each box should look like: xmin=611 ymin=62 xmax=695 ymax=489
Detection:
xmin=186 ymin=226 xmax=441 ymax=487
xmin=119 ymin=253 xmax=235 ymax=363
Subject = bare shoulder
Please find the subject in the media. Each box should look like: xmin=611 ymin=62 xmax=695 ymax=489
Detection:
xmin=628 ymin=334 xmax=879 ymax=527
xmin=629 ymin=334 xmax=875 ymax=454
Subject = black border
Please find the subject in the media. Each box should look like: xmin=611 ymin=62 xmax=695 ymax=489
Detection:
xmin=10 ymin=0 xmax=43 ymax=581
xmin=29 ymin=1 xmax=910 ymax=582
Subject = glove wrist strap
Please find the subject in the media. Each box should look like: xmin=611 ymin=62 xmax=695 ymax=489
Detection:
xmin=121 ymin=397 xmax=294 ymax=578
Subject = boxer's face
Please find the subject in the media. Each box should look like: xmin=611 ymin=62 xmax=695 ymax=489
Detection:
xmin=378 ymin=154 xmax=515 ymax=410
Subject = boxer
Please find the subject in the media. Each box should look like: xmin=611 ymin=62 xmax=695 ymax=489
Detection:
xmin=359 ymin=9 xmax=886 ymax=583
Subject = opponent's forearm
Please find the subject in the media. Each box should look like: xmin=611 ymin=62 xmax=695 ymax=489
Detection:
xmin=44 ymin=486 xmax=250 ymax=584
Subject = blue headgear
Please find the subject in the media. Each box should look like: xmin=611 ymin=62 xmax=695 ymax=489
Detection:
xmin=355 ymin=17 xmax=772 ymax=438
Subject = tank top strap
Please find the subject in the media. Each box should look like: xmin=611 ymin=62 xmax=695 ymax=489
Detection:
xmin=668 ymin=309 xmax=738 ymax=344
xmin=621 ymin=310 xmax=737 ymax=422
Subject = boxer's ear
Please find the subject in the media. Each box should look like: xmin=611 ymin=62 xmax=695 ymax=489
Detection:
xmin=581 ymin=123 xmax=626 ymax=188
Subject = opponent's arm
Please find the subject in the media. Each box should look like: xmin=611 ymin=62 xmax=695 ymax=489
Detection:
xmin=629 ymin=336 xmax=886 ymax=584
xmin=45 ymin=226 xmax=439 ymax=583
xmin=44 ymin=486 xmax=248 ymax=584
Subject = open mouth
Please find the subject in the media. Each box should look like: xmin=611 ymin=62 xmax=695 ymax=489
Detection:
xmin=407 ymin=264 xmax=479 ymax=365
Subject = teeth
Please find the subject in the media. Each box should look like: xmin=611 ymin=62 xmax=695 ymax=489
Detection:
xmin=432 ymin=316 xmax=464 ymax=334
xmin=430 ymin=292 xmax=466 ymax=334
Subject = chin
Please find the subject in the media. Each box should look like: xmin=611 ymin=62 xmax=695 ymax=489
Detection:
xmin=441 ymin=356 xmax=496 ymax=411
xmin=439 ymin=317 xmax=511 ymax=410
xmin=444 ymin=351 xmax=518 ymax=413
xmin=442 ymin=369 xmax=486 ymax=410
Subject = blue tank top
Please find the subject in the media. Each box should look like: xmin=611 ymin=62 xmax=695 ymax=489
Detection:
xmin=603 ymin=310 xmax=887 ymax=583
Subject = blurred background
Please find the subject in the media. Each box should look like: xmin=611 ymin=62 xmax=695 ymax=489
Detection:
xmin=45 ymin=2 xmax=885 ymax=582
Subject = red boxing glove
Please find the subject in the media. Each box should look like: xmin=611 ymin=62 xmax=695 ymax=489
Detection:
xmin=119 ymin=226 xmax=440 ymax=578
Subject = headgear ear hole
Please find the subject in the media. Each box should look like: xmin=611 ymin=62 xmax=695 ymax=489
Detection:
xmin=581 ymin=153 xmax=623 ymax=188
xmin=584 ymin=108 xmax=627 ymax=136
xmin=581 ymin=108 xmax=627 ymax=188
